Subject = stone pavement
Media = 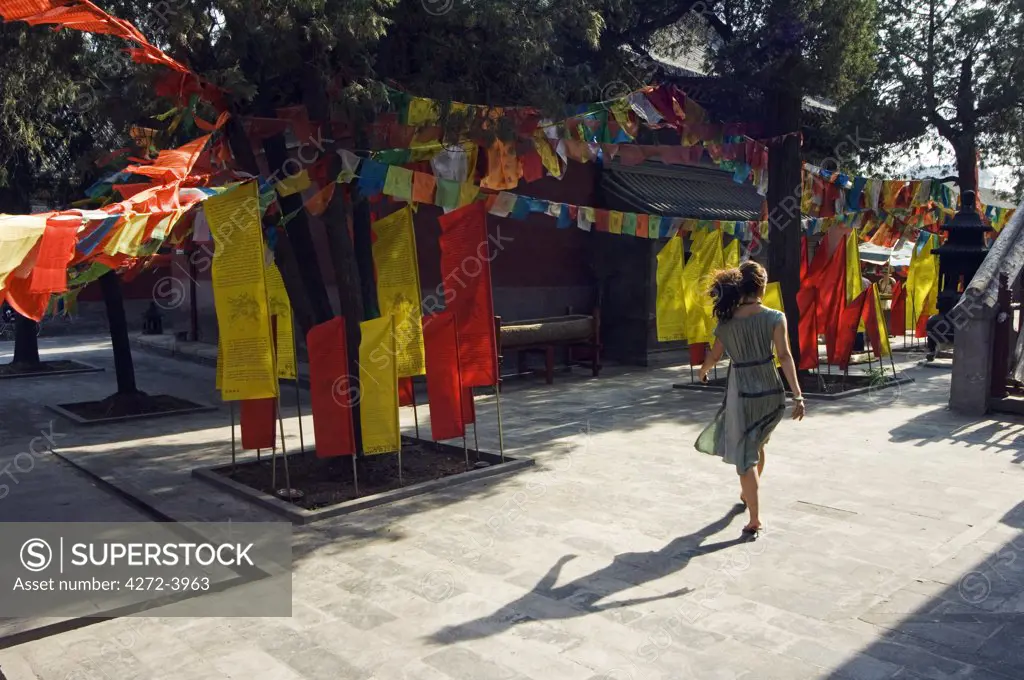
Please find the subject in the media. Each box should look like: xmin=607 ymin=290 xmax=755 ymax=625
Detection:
xmin=0 ymin=334 xmax=1023 ymax=679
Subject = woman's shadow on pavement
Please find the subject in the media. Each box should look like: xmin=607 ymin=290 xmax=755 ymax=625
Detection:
xmin=427 ymin=504 xmax=749 ymax=644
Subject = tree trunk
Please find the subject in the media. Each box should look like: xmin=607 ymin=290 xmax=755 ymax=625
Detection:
xmin=262 ymin=133 xmax=334 ymax=326
xmin=99 ymin=271 xmax=138 ymax=395
xmin=12 ymin=313 xmax=40 ymax=366
xmin=223 ymin=115 xmax=316 ymax=335
xmin=766 ymin=86 xmax=804 ymax=364
xmin=954 ymin=138 xmax=979 ymax=206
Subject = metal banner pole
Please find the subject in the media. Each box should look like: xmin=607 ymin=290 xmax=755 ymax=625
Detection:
xmin=397 ymin=441 xmax=403 ymax=486
xmin=411 ymin=387 xmax=421 ymax=440
xmin=351 ymin=455 xmax=359 ymax=496
xmin=463 ymin=434 xmax=470 ymax=469
xmin=293 ymin=379 xmax=305 ymax=455
xmin=277 ymin=400 xmax=292 ymax=497
xmin=495 ymin=382 xmax=505 ymax=463
xmin=472 ymin=422 xmax=479 ymax=454
xmin=229 ymin=401 xmax=237 ymax=472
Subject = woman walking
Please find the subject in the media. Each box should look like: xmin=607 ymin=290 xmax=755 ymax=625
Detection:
xmin=695 ymin=261 xmax=805 ymax=537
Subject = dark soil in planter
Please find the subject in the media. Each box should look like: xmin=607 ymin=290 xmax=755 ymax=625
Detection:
xmin=0 ymin=360 xmax=92 ymax=377
xmin=702 ymin=369 xmax=891 ymax=395
xmin=58 ymin=392 xmax=205 ymax=420
xmin=219 ymin=437 xmax=486 ymax=510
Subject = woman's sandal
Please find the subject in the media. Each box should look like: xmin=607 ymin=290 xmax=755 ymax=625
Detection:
xmin=741 ymin=523 xmax=762 ymax=537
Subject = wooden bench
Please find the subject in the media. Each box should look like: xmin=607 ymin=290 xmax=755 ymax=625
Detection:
xmin=496 ymin=310 xmax=602 ymax=384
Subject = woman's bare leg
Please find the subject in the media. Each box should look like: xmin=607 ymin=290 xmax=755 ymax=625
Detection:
xmin=739 ymin=467 xmax=761 ymax=530
xmin=742 ymin=447 xmax=766 ymax=505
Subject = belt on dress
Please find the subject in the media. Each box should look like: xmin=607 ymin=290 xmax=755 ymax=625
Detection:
xmin=732 ymin=356 xmax=774 ymax=368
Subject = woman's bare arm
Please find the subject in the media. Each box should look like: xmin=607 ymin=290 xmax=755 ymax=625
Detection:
xmin=698 ymin=339 xmax=725 ymax=382
xmin=772 ymin=315 xmax=805 ymax=418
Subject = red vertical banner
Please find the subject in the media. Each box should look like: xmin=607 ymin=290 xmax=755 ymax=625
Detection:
xmin=462 ymin=386 xmax=476 ymax=425
xmin=688 ymin=343 xmax=706 ymax=366
xmin=796 ymin=286 xmax=819 ymax=370
xmin=799 ymin=235 xmax=809 ymax=282
xmin=240 ymin=399 xmax=276 ymax=449
xmin=306 ymin=317 xmax=357 ymax=457
xmin=240 ymin=315 xmax=279 ymax=449
xmin=398 ymin=377 xmax=415 ymax=407
xmin=890 ymin=281 xmax=906 ymax=336
xmin=438 ymin=201 xmax=498 ymax=388
xmin=835 ymin=290 xmax=868 ymax=369
xmin=424 ymin=311 xmax=465 ymax=441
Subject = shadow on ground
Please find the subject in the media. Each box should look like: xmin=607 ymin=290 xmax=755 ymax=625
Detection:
xmin=425 ymin=505 xmax=749 ymax=645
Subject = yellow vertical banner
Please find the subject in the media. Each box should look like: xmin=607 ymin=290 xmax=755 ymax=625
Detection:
xmin=906 ymin=236 xmax=939 ymax=328
xmin=205 ymin=182 xmax=277 ymax=400
xmin=359 ymin=316 xmax=401 ymax=455
xmin=845 ymin=229 xmax=863 ymax=303
xmin=682 ymin=230 xmax=723 ymax=344
xmin=724 ymin=238 xmax=740 ymax=268
xmin=762 ymin=282 xmax=784 ymax=367
xmin=872 ymin=285 xmax=892 ymax=357
xmin=265 ymin=262 xmax=296 ymax=380
xmin=655 ymin=236 xmax=687 ymax=342
xmin=371 ymin=206 xmax=426 ymax=377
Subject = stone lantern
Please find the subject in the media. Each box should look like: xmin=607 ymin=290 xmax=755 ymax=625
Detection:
xmin=925 ymin=190 xmax=993 ymax=360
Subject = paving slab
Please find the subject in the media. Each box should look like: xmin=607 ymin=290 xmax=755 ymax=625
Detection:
xmin=0 ymin=336 xmax=1023 ymax=680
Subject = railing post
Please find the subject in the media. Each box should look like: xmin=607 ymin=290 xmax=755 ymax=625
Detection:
xmin=990 ymin=273 xmax=1012 ymax=399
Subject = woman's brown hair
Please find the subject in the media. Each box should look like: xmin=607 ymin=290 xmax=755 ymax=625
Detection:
xmin=708 ymin=261 xmax=768 ymax=322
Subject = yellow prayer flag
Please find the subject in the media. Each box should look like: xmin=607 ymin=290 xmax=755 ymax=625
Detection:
xmin=265 ymin=262 xmax=297 ymax=380
xmin=359 ymin=316 xmax=401 ymax=455
xmin=105 ymin=213 xmax=149 ymax=256
xmin=533 ymin=130 xmax=562 ymax=178
xmin=274 ymin=170 xmax=311 ymax=197
xmin=372 ymin=206 xmax=426 ymax=377
xmin=0 ymin=214 xmax=47 ymax=292
xmin=609 ymin=211 xmax=624 ymax=235
xmin=408 ymin=97 xmax=440 ymax=126
xmin=206 ymin=182 xmax=278 ymax=401
xmin=458 ymin=182 xmax=479 ymax=208
xmin=655 ymin=236 xmax=687 ymax=342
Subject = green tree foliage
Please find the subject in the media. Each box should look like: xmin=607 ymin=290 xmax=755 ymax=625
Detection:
xmin=847 ymin=0 xmax=1024 ymax=196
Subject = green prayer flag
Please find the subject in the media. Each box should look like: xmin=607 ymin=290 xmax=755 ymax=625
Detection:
xmin=435 ymin=178 xmax=460 ymax=209
xmin=621 ymin=212 xmax=637 ymax=237
xmin=383 ymin=166 xmax=414 ymax=201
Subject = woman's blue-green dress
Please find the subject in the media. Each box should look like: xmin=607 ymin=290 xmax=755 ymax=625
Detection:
xmin=695 ymin=308 xmax=787 ymax=474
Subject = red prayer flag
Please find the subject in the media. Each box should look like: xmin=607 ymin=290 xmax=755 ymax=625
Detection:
xmin=29 ymin=216 xmax=81 ymax=294
xmin=636 ymin=214 xmax=650 ymax=239
xmin=306 ymin=317 xmax=357 ymax=457
xmin=520 ymin=148 xmax=545 ymax=183
xmin=438 ymin=201 xmax=498 ymax=388
xmin=240 ymin=399 xmax=277 ymax=449
xmin=3 ymin=272 xmax=50 ymax=322
xmin=424 ymin=311 xmax=465 ymax=441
